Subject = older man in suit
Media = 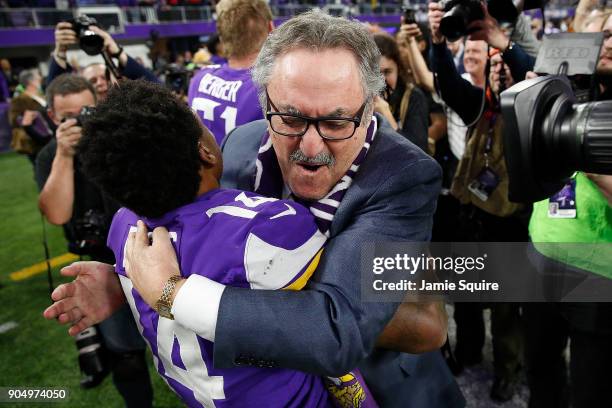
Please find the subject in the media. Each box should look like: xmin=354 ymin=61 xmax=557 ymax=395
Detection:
xmin=44 ymin=11 xmax=464 ymax=407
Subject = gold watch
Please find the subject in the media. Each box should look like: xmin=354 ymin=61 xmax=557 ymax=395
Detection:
xmin=156 ymin=275 xmax=184 ymax=320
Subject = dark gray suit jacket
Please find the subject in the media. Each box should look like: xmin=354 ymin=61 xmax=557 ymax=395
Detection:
xmin=216 ymin=115 xmax=465 ymax=407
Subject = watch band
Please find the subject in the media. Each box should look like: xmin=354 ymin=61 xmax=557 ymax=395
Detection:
xmin=54 ymin=51 xmax=67 ymax=61
xmin=156 ymin=275 xmax=183 ymax=319
xmin=110 ymin=45 xmax=124 ymax=59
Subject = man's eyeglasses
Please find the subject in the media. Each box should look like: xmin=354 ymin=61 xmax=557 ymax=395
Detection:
xmin=265 ymin=89 xmax=367 ymax=140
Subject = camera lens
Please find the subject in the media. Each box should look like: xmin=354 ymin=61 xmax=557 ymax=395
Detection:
xmin=80 ymin=31 xmax=105 ymax=56
xmin=75 ymin=326 xmax=108 ymax=388
xmin=501 ymin=75 xmax=612 ymax=202
xmin=547 ymin=99 xmax=612 ymax=174
xmin=439 ymin=0 xmax=485 ymax=42
xmin=440 ymin=7 xmax=471 ymax=42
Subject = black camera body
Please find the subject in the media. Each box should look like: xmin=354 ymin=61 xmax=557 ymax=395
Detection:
xmin=164 ymin=63 xmax=194 ymax=95
xmin=439 ymin=0 xmax=484 ymax=42
xmin=75 ymin=106 xmax=96 ymax=127
xmin=499 ymin=31 xmax=612 ymax=203
xmin=75 ymin=325 xmax=109 ymax=388
xmin=69 ymin=15 xmax=105 ymax=56
xmin=60 ymin=106 xmax=96 ymax=127
xmin=439 ymin=0 xmax=544 ymax=42
xmin=68 ymin=209 xmax=108 ymax=256
xmin=501 ymin=77 xmax=612 ymax=202
xmin=402 ymin=6 xmax=417 ymax=24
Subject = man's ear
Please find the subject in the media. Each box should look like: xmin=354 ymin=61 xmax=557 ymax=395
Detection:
xmin=268 ymin=21 xmax=274 ymax=33
xmin=198 ymin=142 xmax=218 ymax=167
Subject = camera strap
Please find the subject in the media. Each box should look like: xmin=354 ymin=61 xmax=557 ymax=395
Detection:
xmin=101 ymin=50 xmax=122 ymax=82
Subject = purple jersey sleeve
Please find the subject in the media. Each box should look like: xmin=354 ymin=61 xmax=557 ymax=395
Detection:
xmin=106 ymin=189 xmax=330 ymax=408
xmin=202 ymin=190 xmax=328 ymax=290
xmin=188 ymin=65 xmax=263 ymax=145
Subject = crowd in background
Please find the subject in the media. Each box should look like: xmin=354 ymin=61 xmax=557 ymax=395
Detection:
xmin=2 ymin=0 xmax=612 ymax=406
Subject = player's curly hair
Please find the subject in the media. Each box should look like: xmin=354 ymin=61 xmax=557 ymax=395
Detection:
xmin=78 ymin=80 xmax=203 ymax=219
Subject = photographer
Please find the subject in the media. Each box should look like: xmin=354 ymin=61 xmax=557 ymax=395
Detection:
xmin=429 ymin=2 xmax=535 ymax=124
xmin=48 ymin=20 xmax=159 ymax=96
xmin=429 ymin=1 xmax=535 ymax=401
xmin=8 ymin=69 xmax=54 ymax=164
xmin=523 ymin=12 xmax=612 ymax=408
xmin=35 ymin=74 xmax=153 ymax=407
xmin=373 ymin=33 xmax=429 ymax=151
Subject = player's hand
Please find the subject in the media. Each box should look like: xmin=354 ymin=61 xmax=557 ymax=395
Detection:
xmin=54 ymin=22 xmax=77 ymax=54
xmin=428 ymin=2 xmax=446 ymax=44
xmin=21 ymin=110 xmax=39 ymax=126
xmin=43 ymin=261 xmax=125 ymax=336
xmin=55 ymin=118 xmax=81 ymax=158
xmin=87 ymin=26 xmax=121 ymax=56
xmin=125 ymin=220 xmax=183 ymax=309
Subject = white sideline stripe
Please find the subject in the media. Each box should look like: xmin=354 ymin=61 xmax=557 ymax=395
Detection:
xmin=0 ymin=321 xmax=18 ymax=334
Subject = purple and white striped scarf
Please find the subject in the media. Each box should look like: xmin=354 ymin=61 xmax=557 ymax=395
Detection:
xmin=253 ymin=116 xmax=378 ymax=237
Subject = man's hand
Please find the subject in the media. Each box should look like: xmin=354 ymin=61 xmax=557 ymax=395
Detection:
xmin=54 ymin=22 xmax=77 ymax=55
xmin=467 ymin=4 xmax=508 ymax=50
xmin=376 ymin=301 xmax=448 ymax=353
xmin=373 ymin=95 xmax=399 ymax=131
xmin=43 ymin=261 xmax=125 ymax=336
xmin=20 ymin=110 xmax=39 ymax=126
xmin=88 ymin=26 xmax=121 ymax=56
xmin=125 ymin=220 xmax=184 ymax=309
xmin=428 ymin=2 xmax=446 ymax=44
xmin=397 ymin=23 xmax=422 ymax=47
xmin=55 ymin=118 xmax=81 ymax=158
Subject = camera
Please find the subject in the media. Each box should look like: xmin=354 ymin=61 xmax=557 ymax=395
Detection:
xmin=60 ymin=106 xmax=96 ymax=127
xmin=501 ymin=75 xmax=612 ymax=202
xmin=69 ymin=209 xmax=108 ymax=256
xmin=75 ymin=106 xmax=96 ymax=127
xmin=439 ymin=0 xmax=544 ymax=42
xmin=69 ymin=15 xmax=104 ymax=56
xmin=403 ymin=6 xmax=417 ymax=25
xmin=164 ymin=63 xmax=194 ymax=95
xmin=75 ymin=325 xmax=109 ymax=388
xmin=439 ymin=0 xmax=484 ymax=42
xmin=500 ymin=31 xmax=612 ymax=202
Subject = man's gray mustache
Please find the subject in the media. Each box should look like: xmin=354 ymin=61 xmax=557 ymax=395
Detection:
xmin=289 ymin=149 xmax=335 ymax=167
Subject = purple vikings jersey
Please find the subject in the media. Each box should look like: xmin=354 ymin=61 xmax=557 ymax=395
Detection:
xmin=188 ymin=64 xmax=263 ymax=145
xmin=107 ymin=189 xmax=331 ymax=408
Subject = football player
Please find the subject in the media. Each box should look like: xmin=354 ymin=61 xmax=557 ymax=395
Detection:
xmin=63 ymin=80 xmax=377 ymax=408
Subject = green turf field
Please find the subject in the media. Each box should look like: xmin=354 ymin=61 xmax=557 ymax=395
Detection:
xmin=0 ymin=152 xmax=181 ymax=407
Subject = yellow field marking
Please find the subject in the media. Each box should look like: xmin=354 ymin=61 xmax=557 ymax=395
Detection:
xmin=10 ymin=253 xmax=79 ymax=281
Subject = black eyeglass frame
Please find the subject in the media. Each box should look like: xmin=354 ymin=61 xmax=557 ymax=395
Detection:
xmin=265 ymin=89 xmax=368 ymax=141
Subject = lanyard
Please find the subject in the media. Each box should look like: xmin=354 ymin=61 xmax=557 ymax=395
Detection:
xmin=483 ymin=113 xmax=497 ymax=168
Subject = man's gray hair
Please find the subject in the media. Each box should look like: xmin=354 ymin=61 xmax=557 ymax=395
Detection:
xmin=18 ymin=69 xmax=38 ymax=88
xmin=251 ymin=10 xmax=384 ymax=119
